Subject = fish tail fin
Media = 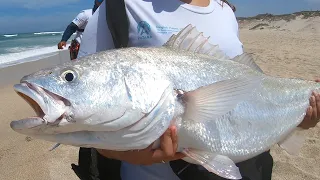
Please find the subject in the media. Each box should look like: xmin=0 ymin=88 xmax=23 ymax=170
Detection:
xmin=182 ymin=148 xmax=242 ymax=179
xmin=278 ymin=127 xmax=306 ymax=155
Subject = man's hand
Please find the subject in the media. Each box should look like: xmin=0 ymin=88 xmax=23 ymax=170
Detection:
xmin=97 ymin=126 xmax=185 ymax=165
xmin=58 ymin=41 xmax=67 ymax=49
xmin=299 ymin=79 xmax=320 ymax=129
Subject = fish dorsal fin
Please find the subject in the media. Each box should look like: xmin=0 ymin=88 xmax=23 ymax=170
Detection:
xmin=164 ymin=24 xmax=231 ymax=61
xmin=232 ymin=53 xmax=264 ymax=73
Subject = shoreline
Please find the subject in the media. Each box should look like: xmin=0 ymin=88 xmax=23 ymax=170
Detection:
xmin=0 ymin=49 xmax=79 ymax=180
xmin=0 ymin=49 xmax=70 ymax=87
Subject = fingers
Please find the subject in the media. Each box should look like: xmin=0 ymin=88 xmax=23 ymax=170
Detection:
xmin=305 ymin=106 xmax=313 ymax=121
xmin=310 ymin=92 xmax=320 ymax=122
xmin=152 ymin=127 xmax=175 ymax=162
xmin=300 ymin=92 xmax=320 ymax=129
xmin=98 ymin=126 xmax=184 ymax=165
xmin=58 ymin=43 xmax=64 ymax=49
xmin=58 ymin=42 xmax=66 ymax=49
xmin=170 ymin=127 xmax=186 ymax=160
xmin=310 ymin=94 xmax=317 ymax=121
xmin=160 ymin=127 xmax=175 ymax=157
xmin=152 ymin=126 xmax=184 ymax=163
xmin=96 ymin=126 xmax=184 ymax=166
xmin=300 ymin=106 xmax=312 ymax=129
xmin=171 ymin=126 xmax=178 ymax=153
xmin=315 ymin=93 xmax=320 ymax=119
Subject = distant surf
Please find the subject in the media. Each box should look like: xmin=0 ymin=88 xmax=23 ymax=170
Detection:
xmin=0 ymin=31 xmax=75 ymax=68
xmin=3 ymin=34 xmax=18 ymax=38
xmin=33 ymin=31 xmax=63 ymax=35
xmin=0 ymin=45 xmax=71 ymax=68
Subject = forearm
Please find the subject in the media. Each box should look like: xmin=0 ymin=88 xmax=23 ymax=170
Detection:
xmin=61 ymin=22 xmax=78 ymax=42
xmin=96 ymin=149 xmax=123 ymax=160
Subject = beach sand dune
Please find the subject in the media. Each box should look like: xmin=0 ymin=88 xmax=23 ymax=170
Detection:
xmin=0 ymin=13 xmax=319 ymax=180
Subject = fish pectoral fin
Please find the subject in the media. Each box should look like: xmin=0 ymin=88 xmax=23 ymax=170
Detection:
xmin=163 ymin=24 xmax=231 ymax=61
xmin=231 ymin=53 xmax=264 ymax=73
xmin=278 ymin=127 xmax=306 ymax=155
xmin=182 ymin=148 xmax=242 ymax=180
xmin=181 ymin=76 xmax=261 ymax=122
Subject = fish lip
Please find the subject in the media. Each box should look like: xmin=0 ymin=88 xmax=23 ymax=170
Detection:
xmin=10 ymin=117 xmax=45 ymax=131
xmin=13 ymin=81 xmax=71 ymax=127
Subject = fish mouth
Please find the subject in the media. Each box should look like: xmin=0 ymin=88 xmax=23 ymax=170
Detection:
xmin=11 ymin=82 xmax=71 ymax=130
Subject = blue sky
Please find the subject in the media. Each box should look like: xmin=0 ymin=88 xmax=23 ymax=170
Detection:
xmin=0 ymin=0 xmax=319 ymax=34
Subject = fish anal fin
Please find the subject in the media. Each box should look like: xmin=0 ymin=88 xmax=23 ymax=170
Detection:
xmin=232 ymin=53 xmax=264 ymax=73
xmin=278 ymin=127 xmax=306 ymax=155
xmin=182 ymin=148 xmax=242 ymax=180
xmin=181 ymin=76 xmax=261 ymax=122
xmin=163 ymin=24 xmax=230 ymax=60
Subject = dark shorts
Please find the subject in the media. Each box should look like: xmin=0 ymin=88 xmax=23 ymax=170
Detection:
xmin=72 ymin=148 xmax=273 ymax=180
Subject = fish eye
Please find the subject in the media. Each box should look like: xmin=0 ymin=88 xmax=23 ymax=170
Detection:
xmin=61 ymin=69 xmax=78 ymax=82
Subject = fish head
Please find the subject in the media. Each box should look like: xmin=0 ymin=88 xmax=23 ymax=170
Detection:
xmin=10 ymin=51 xmax=174 ymax=139
xmin=10 ymin=59 xmax=132 ymax=133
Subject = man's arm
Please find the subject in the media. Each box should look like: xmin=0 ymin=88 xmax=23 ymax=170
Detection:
xmin=61 ymin=22 xmax=79 ymax=42
xmin=57 ymin=22 xmax=79 ymax=49
xmin=97 ymin=126 xmax=185 ymax=165
xmin=58 ymin=11 xmax=88 ymax=49
xmin=58 ymin=22 xmax=78 ymax=49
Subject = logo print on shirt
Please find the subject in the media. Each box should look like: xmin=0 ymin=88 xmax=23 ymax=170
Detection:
xmin=156 ymin=25 xmax=181 ymax=34
xmin=137 ymin=21 xmax=152 ymax=40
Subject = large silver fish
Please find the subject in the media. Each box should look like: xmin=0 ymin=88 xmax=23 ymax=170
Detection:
xmin=10 ymin=25 xmax=319 ymax=179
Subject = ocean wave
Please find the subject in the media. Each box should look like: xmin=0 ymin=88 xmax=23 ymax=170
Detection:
xmin=33 ymin=31 xmax=63 ymax=35
xmin=5 ymin=46 xmax=44 ymax=53
xmin=3 ymin=34 xmax=18 ymax=37
xmin=0 ymin=44 xmax=70 ymax=67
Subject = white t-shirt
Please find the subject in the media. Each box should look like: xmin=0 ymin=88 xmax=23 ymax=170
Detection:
xmin=78 ymin=0 xmax=243 ymax=58
xmin=78 ymin=0 xmax=243 ymax=179
xmin=72 ymin=9 xmax=93 ymax=44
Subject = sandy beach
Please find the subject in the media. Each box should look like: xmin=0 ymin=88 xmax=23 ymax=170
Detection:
xmin=239 ymin=14 xmax=320 ymax=180
xmin=0 ymin=51 xmax=80 ymax=180
xmin=0 ymin=13 xmax=319 ymax=180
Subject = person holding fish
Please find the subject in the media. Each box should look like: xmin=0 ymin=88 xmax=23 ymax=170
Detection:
xmin=10 ymin=0 xmax=320 ymax=180
xmin=73 ymin=0 xmax=320 ymax=180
